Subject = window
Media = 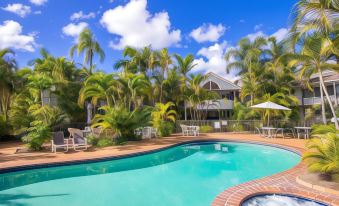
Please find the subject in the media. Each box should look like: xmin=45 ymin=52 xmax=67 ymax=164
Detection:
xmin=202 ymin=81 xmax=220 ymax=90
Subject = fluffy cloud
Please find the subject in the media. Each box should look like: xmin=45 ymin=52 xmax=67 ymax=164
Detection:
xmin=246 ymin=31 xmax=266 ymax=41
xmin=62 ymin=22 xmax=88 ymax=37
xmin=189 ymin=23 xmax=226 ymax=43
xmin=246 ymin=28 xmax=289 ymax=42
xmin=70 ymin=11 xmax=96 ymax=21
xmin=271 ymin=28 xmax=289 ymax=42
xmin=2 ymin=4 xmax=31 ymax=18
xmin=0 ymin=20 xmax=36 ymax=52
xmin=29 ymin=0 xmax=48 ymax=6
xmin=100 ymin=0 xmax=181 ymax=50
xmin=193 ymin=41 xmax=236 ymax=80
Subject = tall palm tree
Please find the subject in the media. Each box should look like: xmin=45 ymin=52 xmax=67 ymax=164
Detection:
xmin=70 ymin=28 xmax=105 ymax=74
xmin=78 ymin=72 xmax=117 ymax=108
xmin=288 ymin=35 xmax=339 ymax=129
xmin=225 ymin=37 xmax=267 ymax=105
xmin=174 ymin=54 xmax=197 ymax=120
xmin=291 ymin=0 xmax=339 ymax=38
xmin=156 ymin=48 xmax=172 ymax=102
xmin=0 ymin=48 xmax=16 ymax=121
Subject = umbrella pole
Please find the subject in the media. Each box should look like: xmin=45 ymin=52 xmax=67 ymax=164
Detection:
xmin=267 ymin=110 xmax=270 ymax=127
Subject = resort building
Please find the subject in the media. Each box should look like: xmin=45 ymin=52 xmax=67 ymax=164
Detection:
xmin=194 ymin=72 xmax=241 ymax=120
xmin=294 ymin=70 xmax=339 ymax=121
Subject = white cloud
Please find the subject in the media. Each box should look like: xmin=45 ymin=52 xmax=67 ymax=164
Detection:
xmin=100 ymin=0 xmax=181 ymax=50
xmin=2 ymin=4 xmax=31 ymax=18
xmin=246 ymin=31 xmax=266 ymax=41
xmin=62 ymin=22 xmax=88 ymax=37
xmin=189 ymin=23 xmax=226 ymax=43
xmin=70 ymin=11 xmax=96 ymax=21
xmin=254 ymin=24 xmax=263 ymax=31
xmin=271 ymin=28 xmax=289 ymax=42
xmin=29 ymin=0 xmax=48 ymax=6
xmin=0 ymin=20 xmax=36 ymax=52
xmin=246 ymin=28 xmax=289 ymax=42
xmin=193 ymin=41 xmax=236 ymax=80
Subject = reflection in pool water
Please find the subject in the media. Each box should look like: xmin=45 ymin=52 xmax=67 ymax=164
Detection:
xmin=242 ymin=194 xmax=328 ymax=206
xmin=0 ymin=142 xmax=300 ymax=206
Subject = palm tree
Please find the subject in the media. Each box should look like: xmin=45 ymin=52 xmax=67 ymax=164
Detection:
xmin=225 ymin=37 xmax=267 ymax=105
xmin=0 ymin=48 xmax=16 ymax=121
xmin=291 ymin=0 xmax=339 ymax=38
xmin=303 ymin=124 xmax=339 ymax=180
xmin=92 ymin=105 xmax=151 ymax=138
xmin=116 ymin=73 xmax=151 ymax=110
xmin=288 ymin=35 xmax=339 ymax=129
xmin=156 ymin=48 xmax=172 ymax=102
xmin=70 ymin=28 xmax=105 ymax=74
xmin=78 ymin=72 xmax=117 ymax=108
xmin=152 ymin=102 xmax=177 ymax=125
xmin=174 ymin=54 xmax=197 ymax=120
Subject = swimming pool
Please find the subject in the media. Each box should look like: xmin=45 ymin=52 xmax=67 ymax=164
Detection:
xmin=0 ymin=141 xmax=300 ymax=206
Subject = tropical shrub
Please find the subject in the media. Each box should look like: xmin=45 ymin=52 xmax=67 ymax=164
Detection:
xmin=303 ymin=124 xmax=339 ymax=181
xmin=22 ymin=105 xmax=68 ymax=150
xmin=92 ymin=105 xmax=152 ymax=140
xmin=151 ymin=102 xmax=177 ymax=137
xmin=22 ymin=122 xmax=51 ymax=150
xmin=157 ymin=121 xmax=174 ymax=137
xmin=97 ymin=137 xmax=115 ymax=147
xmin=200 ymin=125 xmax=213 ymax=133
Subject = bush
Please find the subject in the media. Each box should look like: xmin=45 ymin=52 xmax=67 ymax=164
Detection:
xmin=22 ymin=123 xmax=52 ymax=150
xmin=97 ymin=137 xmax=115 ymax=147
xmin=227 ymin=123 xmax=245 ymax=132
xmin=157 ymin=121 xmax=174 ymax=137
xmin=302 ymin=124 xmax=339 ymax=181
xmin=87 ymin=134 xmax=99 ymax=146
xmin=200 ymin=125 xmax=213 ymax=133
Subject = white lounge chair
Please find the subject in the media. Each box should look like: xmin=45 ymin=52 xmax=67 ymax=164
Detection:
xmin=51 ymin=131 xmax=68 ymax=153
xmin=72 ymin=130 xmax=88 ymax=151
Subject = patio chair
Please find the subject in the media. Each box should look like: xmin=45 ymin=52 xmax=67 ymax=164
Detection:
xmin=68 ymin=128 xmax=81 ymax=139
xmin=255 ymin=127 xmax=263 ymax=137
xmin=91 ymin=127 xmax=103 ymax=138
xmin=192 ymin=126 xmax=200 ymax=136
xmin=180 ymin=124 xmax=189 ymax=136
xmin=134 ymin=127 xmax=143 ymax=136
xmin=51 ymin=131 xmax=68 ymax=153
xmin=150 ymin=127 xmax=157 ymax=138
xmin=142 ymin=127 xmax=152 ymax=139
xmin=72 ymin=130 xmax=88 ymax=151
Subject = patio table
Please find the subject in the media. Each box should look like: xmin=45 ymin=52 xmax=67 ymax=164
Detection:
xmin=261 ymin=127 xmax=277 ymax=138
xmin=294 ymin=127 xmax=311 ymax=139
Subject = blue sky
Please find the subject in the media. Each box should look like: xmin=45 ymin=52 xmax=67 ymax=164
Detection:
xmin=0 ymin=0 xmax=296 ymax=79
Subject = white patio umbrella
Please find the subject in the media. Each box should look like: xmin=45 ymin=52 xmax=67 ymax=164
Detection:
xmin=251 ymin=101 xmax=291 ymax=127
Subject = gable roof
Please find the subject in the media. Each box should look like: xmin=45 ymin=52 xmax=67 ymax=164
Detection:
xmin=201 ymin=72 xmax=241 ymax=90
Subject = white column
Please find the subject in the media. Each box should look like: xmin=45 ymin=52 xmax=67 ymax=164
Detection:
xmin=334 ymin=82 xmax=337 ymax=106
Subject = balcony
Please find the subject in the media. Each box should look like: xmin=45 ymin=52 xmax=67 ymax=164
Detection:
xmin=195 ymin=99 xmax=234 ymax=110
xmin=299 ymin=95 xmax=338 ymax=106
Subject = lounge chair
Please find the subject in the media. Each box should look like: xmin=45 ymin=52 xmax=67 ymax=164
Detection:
xmin=91 ymin=127 xmax=103 ymax=138
xmin=180 ymin=124 xmax=189 ymax=136
xmin=72 ymin=131 xmax=88 ymax=151
xmin=51 ymin=131 xmax=68 ymax=153
xmin=255 ymin=127 xmax=263 ymax=137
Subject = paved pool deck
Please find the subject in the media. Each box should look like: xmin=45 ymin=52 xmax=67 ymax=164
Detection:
xmin=0 ymin=133 xmax=338 ymax=205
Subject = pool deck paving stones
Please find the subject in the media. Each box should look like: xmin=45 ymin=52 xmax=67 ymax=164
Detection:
xmin=0 ymin=133 xmax=338 ymax=205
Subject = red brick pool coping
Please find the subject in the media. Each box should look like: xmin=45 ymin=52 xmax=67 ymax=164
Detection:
xmin=1 ymin=134 xmax=339 ymax=205
xmin=211 ymin=146 xmax=339 ymax=206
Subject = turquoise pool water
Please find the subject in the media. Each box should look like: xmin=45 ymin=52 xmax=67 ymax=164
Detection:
xmin=0 ymin=142 xmax=300 ymax=206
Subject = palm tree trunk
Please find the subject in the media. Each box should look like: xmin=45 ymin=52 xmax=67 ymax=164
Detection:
xmin=319 ymin=81 xmax=327 ymax=124
xmin=319 ymin=70 xmax=339 ymax=129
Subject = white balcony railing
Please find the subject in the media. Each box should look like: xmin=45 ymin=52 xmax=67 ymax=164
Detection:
xmin=195 ymin=99 xmax=234 ymax=110
xmin=300 ymin=95 xmax=338 ymax=106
